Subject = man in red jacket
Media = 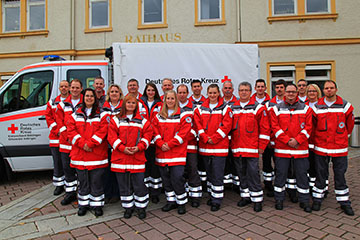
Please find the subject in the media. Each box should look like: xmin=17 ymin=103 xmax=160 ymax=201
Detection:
xmin=270 ymin=83 xmax=312 ymax=212
xmin=312 ymin=80 xmax=355 ymax=216
xmin=45 ymin=80 xmax=69 ymax=195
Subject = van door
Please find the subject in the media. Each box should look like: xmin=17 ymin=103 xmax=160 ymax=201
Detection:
xmin=0 ymin=69 xmax=56 ymax=171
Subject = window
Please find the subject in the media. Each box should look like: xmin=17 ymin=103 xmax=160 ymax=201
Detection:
xmin=67 ymin=69 xmax=101 ymax=89
xmin=267 ymin=61 xmax=335 ymax=97
xmin=268 ymin=0 xmax=337 ymax=23
xmin=0 ymin=70 xmax=53 ymax=113
xmin=138 ymin=0 xmax=167 ymax=29
xmin=195 ymin=0 xmax=225 ymax=26
xmin=0 ymin=0 xmax=48 ymax=36
xmin=85 ymin=0 xmax=112 ymax=33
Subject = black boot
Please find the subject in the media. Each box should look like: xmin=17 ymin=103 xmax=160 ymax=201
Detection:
xmin=61 ymin=193 xmax=77 ymax=206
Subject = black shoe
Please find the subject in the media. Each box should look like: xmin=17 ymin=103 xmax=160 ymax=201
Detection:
xmin=254 ymin=202 xmax=262 ymax=212
xmin=299 ymin=202 xmax=312 ymax=213
xmin=77 ymin=207 xmax=88 ymax=216
xmin=190 ymin=200 xmax=200 ymax=208
xmin=177 ymin=205 xmax=186 ymax=215
xmin=124 ymin=209 xmax=134 ymax=219
xmin=211 ymin=203 xmax=220 ymax=212
xmin=290 ymin=196 xmax=298 ymax=203
xmin=137 ymin=209 xmax=146 ymax=219
xmin=207 ymin=199 xmax=212 ymax=206
xmin=94 ymin=207 xmax=103 ymax=217
xmin=151 ymin=196 xmax=160 ymax=204
xmin=61 ymin=193 xmax=77 ymax=206
xmin=341 ymin=205 xmax=355 ymax=216
xmin=237 ymin=198 xmax=251 ymax=207
xmin=161 ymin=203 xmax=177 ymax=212
xmin=53 ymin=186 xmax=64 ymax=196
xmin=275 ymin=200 xmax=283 ymax=210
xmin=312 ymin=202 xmax=321 ymax=211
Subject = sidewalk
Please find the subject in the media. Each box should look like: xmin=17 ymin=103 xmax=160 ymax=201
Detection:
xmin=1 ymin=148 xmax=360 ymax=240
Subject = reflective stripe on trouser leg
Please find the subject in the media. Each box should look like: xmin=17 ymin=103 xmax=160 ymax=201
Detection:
xmin=223 ymin=147 xmax=233 ymax=184
xmin=88 ymin=168 xmax=105 ymax=207
xmin=274 ymin=157 xmax=291 ymax=201
xmin=332 ymin=156 xmax=350 ymax=205
xmin=233 ymin=156 xmax=249 ymax=198
xmin=293 ymin=158 xmax=310 ymax=203
xmin=169 ymin=165 xmax=187 ymax=205
xmin=61 ymin=152 xmax=77 ymax=193
xmin=308 ymin=150 xmax=316 ymax=189
xmin=144 ymin=146 xmax=162 ymax=197
xmin=262 ymin=146 xmax=274 ymax=183
xmin=245 ymin=157 xmax=263 ymax=202
xmin=202 ymin=155 xmax=226 ymax=205
xmin=186 ymin=153 xmax=202 ymax=198
xmin=131 ymin=172 xmax=149 ymax=209
xmin=313 ymin=154 xmax=330 ymax=203
xmin=116 ymin=172 xmax=135 ymax=209
xmin=51 ymin=147 xmax=64 ymax=186
xmin=76 ymin=169 xmax=90 ymax=207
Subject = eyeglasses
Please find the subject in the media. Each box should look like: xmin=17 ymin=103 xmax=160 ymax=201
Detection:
xmin=239 ymin=89 xmax=251 ymax=92
xmin=285 ymin=91 xmax=297 ymax=94
xmin=298 ymin=84 xmax=307 ymax=87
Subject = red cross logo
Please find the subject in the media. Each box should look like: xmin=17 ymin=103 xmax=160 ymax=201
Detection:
xmin=8 ymin=124 xmax=18 ymax=134
xmin=221 ymin=76 xmax=232 ymax=83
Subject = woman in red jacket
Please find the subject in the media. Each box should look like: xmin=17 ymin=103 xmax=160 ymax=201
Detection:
xmin=108 ymin=94 xmax=153 ymax=219
xmin=67 ymin=88 xmax=109 ymax=217
xmin=193 ymin=84 xmax=233 ymax=211
xmin=152 ymin=90 xmax=191 ymax=215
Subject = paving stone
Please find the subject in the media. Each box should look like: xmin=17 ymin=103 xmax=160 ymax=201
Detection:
xmin=343 ymin=232 xmax=360 ymax=240
xmin=305 ymin=228 xmax=328 ymax=239
xmin=206 ymin=227 xmax=228 ymax=237
xmin=89 ymin=223 xmax=112 ymax=235
xmin=263 ymin=221 xmax=289 ymax=234
xmin=152 ymin=221 xmax=177 ymax=234
xmin=105 ymin=218 xmax=124 ymax=228
xmin=322 ymin=225 xmax=346 ymax=237
xmin=245 ymin=223 xmax=272 ymax=236
xmin=186 ymin=229 xmax=207 ymax=239
xmin=195 ymin=221 xmax=214 ymax=231
xmin=239 ymin=231 xmax=267 ymax=240
xmin=323 ymin=234 xmax=345 ymax=240
xmin=167 ymin=230 xmax=189 ymax=239
xmin=288 ymin=222 xmax=310 ymax=232
xmin=0 ymin=222 xmax=37 ymax=239
xmin=141 ymin=229 xmax=167 ymax=240
xmin=112 ymin=224 xmax=133 ymax=235
xmin=267 ymin=232 xmax=289 ymax=240
xmin=50 ymin=232 xmax=74 ymax=240
xmin=131 ymin=223 xmax=152 ymax=233
xmin=172 ymin=221 xmax=197 ymax=232
xmin=75 ymin=234 xmax=98 ymax=240
xmin=285 ymin=230 xmax=308 ymax=240
xmin=70 ymin=227 xmax=92 ymax=237
xmin=98 ymin=231 xmax=121 ymax=239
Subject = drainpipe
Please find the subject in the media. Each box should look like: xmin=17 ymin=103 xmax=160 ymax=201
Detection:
xmin=236 ymin=0 xmax=241 ymax=42
xmin=70 ymin=0 xmax=75 ymax=60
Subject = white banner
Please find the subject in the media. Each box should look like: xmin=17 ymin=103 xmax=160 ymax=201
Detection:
xmin=113 ymin=43 xmax=259 ymax=98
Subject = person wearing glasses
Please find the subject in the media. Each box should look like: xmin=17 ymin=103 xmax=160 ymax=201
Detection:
xmin=270 ymin=83 xmax=313 ymax=213
xmin=297 ymin=79 xmax=308 ymax=103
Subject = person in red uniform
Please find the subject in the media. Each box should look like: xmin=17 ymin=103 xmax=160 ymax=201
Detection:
xmin=270 ymin=83 xmax=313 ymax=213
xmin=139 ymin=83 xmax=163 ymax=204
xmin=231 ymin=81 xmax=270 ymax=212
xmin=312 ymin=80 xmax=355 ymax=216
xmin=108 ymin=94 xmax=153 ymax=219
xmin=102 ymin=84 xmax=124 ymax=204
xmin=67 ymin=88 xmax=109 ymax=217
xmin=193 ymin=84 xmax=233 ymax=211
xmin=126 ymin=79 xmax=143 ymax=100
xmin=45 ymin=80 xmax=69 ymax=195
xmin=56 ymin=79 xmax=83 ymax=205
xmin=177 ymin=84 xmax=202 ymax=208
xmin=152 ymin=90 xmax=191 ymax=215
xmin=297 ymin=79 xmax=308 ymax=103
xmin=160 ymin=78 xmax=174 ymax=101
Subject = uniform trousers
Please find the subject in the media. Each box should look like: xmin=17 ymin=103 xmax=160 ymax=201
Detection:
xmin=262 ymin=147 xmax=275 ymax=186
xmin=144 ymin=146 xmax=162 ymax=197
xmin=308 ymin=150 xmax=317 ymax=189
xmin=313 ymin=154 xmax=350 ymax=206
xmin=60 ymin=152 xmax=77 ymax=194
xmin=76 ymin=168 xmax=105 ymax=208
xmin=51 ymin=147 xmax=64 ymax=187
xmin=233 ymin=156 xmax=263 ymax=203
xmin=274 ymin=157 xmax=310 ymax=203
xmin=224 ymin=149 xmax=239 ymax=186
xmin=103 ymin=148 xmax=119 ymax=199
xmin=185 ymin=152 xmax=202 ymax=201
xmin=202 ymin=156 xmax=226 ymax=205
xmin=116 ymin=172 xmax=149 ymax=209
xmin=158 ymin=165 xmax=187 ymax=206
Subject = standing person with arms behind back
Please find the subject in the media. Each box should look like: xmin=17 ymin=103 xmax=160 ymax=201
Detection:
xmin=312 ymin=80 xmax=355 ymax=216
xmin=152 ymin=90 xmax=191 ymax=215
xmin=45 ymin=80 xmax=69 ymax=195
xmin=194 ymin=84 xmax=233 ymax=211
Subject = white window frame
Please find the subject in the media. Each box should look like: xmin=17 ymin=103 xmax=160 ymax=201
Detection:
xmin=272 ymin=0 xmax=297 ymax=16
xmin=270 ymin=65 xmax=296 ymax=82
xmin=89 ymin=0 xmax=109 ymax=29
xmin=27 ymin=0 xmax=45 ymax=31
xmin=2 ymin=0 xmax=20 ymax=33
xmin=305 ymin=0 xmax=330 ymax=14
xmin=142 ymin=0 xmax=164 ymax=25
xmin=305 ymin=64 xmax=331 ymax=81
xmin=198 ymin=0 xmax=222 ymax=22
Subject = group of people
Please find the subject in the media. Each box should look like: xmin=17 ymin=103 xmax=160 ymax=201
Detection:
xmin=45 ymin=76 xmax=355 ymax=220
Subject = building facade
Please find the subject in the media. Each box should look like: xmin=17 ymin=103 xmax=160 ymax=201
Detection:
xmin=0 ymin=0 xmax=359 ymax=114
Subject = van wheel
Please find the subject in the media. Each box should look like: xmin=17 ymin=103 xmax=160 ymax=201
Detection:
xmin=0 ymin=156 xmax=6 ymax=182
xmin=4 ymin=159 xmax=14 ymax=181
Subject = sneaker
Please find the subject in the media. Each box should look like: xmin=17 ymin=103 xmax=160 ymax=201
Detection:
xmin=53 ymin=186 xmax=64 ymax=196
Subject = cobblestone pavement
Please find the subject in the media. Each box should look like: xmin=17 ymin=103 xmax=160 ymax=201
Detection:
xmin=0 ymin=148 xmax=359 ymax=240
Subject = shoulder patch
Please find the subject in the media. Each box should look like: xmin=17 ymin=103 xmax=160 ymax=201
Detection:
xmin=106 ymin=116 xmax=111 ymax=123
xmin=339 ymin=122 xmax=345 ymax=129
xmin=185 ymin=116 xmax=192 ymax=123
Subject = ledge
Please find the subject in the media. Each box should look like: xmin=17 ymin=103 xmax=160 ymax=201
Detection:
xmin=0 ymin=30 xmax=49 ymax=39
xmin=137 ymin=23 xmax=168 ymax=30
xmin=195 ymin=20 xmax=226 ymax=26
xmin=268 ymin=13 xmax=338 ymax=23
xmin=84 ymin=27 xmax=113 ymax=34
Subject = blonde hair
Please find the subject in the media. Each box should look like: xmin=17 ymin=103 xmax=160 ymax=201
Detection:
xmin=159 ymin=90 xmax=179 ymax=119
xmin=306 ymin=84 xmax=322 ymax=99
xmin=106 ymin=84 xmax=123 ymax=102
